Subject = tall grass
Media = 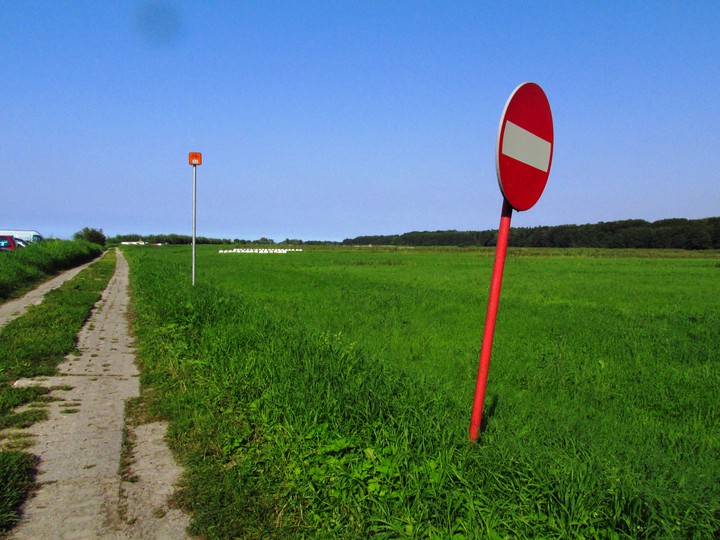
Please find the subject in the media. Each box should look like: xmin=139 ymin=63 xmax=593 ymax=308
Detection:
xmin=0 ymin=240 xmax=103 ymax=300
xmin=126 ymin=246 xmax=720 ymax=538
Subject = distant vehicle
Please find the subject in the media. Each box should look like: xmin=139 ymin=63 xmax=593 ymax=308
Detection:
xmin=0 ymin=230 xmax=43 ymax=243
xmin=0 ymin=235 xmax=23 ymax=250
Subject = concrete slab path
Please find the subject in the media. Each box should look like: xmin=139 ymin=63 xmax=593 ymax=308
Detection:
xmin=6 ymin=249 xmax=190 ymax=539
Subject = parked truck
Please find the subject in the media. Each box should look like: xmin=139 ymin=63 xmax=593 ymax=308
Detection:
xmin=0 ymin=230 xmax=44 ymax=243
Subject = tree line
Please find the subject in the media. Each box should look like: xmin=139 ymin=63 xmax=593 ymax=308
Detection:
xmin=342 ymin=217 xmax=720 ymax=250
xmin=108 ymin=217 xmax=719 ymax=250
xmin=108 ymin=234 xmax=334 ymax=246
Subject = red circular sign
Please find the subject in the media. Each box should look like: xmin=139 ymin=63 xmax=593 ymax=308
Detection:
xmin=496 ymin=82 xmax=553 ymax=211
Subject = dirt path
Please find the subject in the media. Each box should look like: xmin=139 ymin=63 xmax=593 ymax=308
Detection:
xmin=7 ymin=250 xmax=190 ymax=539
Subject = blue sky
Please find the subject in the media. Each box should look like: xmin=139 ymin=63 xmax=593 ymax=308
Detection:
xmin=4 ymin=1 xmax=719 ymax=241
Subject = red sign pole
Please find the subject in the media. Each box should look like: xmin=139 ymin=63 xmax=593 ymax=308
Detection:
xmin=469 ymin=198 xmax=513 ymax=442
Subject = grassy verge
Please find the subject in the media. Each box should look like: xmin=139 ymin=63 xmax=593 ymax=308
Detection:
xmin=0 ymin=451 xmax=36 ymax=532
xmin=0 ymin=240 xmax=103 ymax=300
xmin=126 ymin=246 xmax=720 ymax=538
xmin=0 ymin=250 xmax=116 ymax=532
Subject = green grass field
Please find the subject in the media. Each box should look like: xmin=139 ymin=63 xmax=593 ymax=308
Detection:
xmin=125 ymin=245 xmax=720 ymax=538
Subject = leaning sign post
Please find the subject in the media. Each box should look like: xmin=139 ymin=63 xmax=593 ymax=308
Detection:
xmin=469 ymin=83 xmax=554 ymax=442
xmin=189 ymin=152 xmax=202 ymax=286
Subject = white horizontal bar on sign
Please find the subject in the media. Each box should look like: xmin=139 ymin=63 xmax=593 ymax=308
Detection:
xmin=501 ymin=121 xmax=551 ymax=172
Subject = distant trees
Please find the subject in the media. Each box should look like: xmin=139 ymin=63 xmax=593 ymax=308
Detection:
xmin=109 ymin=234 xmax=281 ymax=245
xmin=107 ymin=216 xmax=720 ymax=250
xmin=74 ymin=227 xmax=107 ymax=246
xmin=110 ymin=233 xmax=194 ymax=245
xmin=342 ymin=217 xmax=720 ymax=250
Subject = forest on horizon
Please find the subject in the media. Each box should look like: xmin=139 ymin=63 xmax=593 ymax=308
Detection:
xmin=110 ymin=217 xmax=720 ymax=250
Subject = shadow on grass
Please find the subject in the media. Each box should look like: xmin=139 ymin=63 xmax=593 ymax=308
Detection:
xmin=478 ymin=393 xmax=499 ymax=438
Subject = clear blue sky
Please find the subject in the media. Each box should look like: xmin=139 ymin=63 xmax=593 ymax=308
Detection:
xmin=4 ymin=1 xmax=719 ymax=241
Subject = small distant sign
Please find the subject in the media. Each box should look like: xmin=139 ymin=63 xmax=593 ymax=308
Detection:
xmin=189 ymin=152 xmax=202 ymax=165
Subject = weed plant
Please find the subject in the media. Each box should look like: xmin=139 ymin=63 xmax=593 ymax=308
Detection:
xmin=0 ymin=250 xmax=116 ymax=530
xmin=0 ymin=240 xmax=103 ymax=300
xmin=126 ymin=246 xmax=720 ymax=538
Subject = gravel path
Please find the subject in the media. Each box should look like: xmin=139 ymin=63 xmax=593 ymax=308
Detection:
xmin=6 ymin=250 xmax=190 ymax=539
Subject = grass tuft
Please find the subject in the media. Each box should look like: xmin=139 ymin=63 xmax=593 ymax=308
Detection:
xmin=0 ymin=451 xmax=36 ymax=532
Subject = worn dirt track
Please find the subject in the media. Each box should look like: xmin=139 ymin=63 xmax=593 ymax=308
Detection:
xmin=6 ymin=250 xmax=190 ymax=539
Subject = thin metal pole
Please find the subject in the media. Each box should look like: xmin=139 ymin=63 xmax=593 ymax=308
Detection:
xmin=469 ymin=198 xmax=513 ymax=441
xmin=192 ymin=164 xmax=197 ymax=286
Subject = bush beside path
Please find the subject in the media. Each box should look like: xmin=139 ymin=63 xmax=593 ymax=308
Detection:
xmin=0 ymin=240 xmax=103 ymax=302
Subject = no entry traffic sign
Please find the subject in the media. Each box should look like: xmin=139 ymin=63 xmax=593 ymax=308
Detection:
xmin=470 ymin=83 xmax=554 ymax=442
xmin=496 ymin=82 xmax=553 ymax=211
